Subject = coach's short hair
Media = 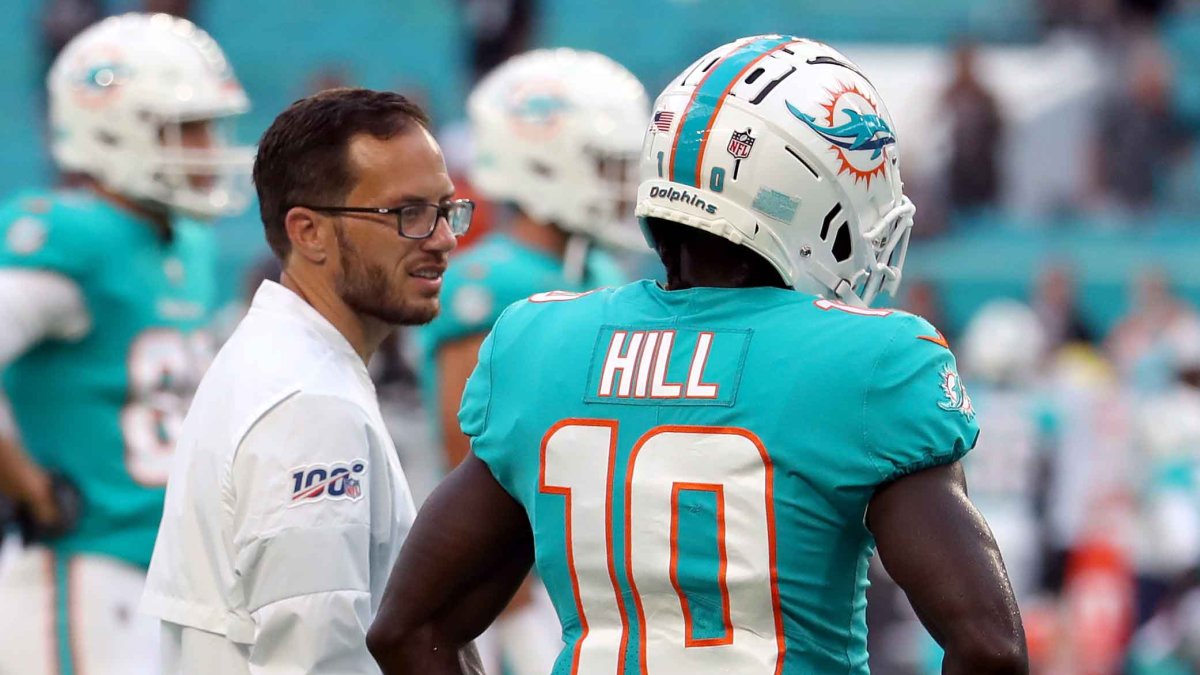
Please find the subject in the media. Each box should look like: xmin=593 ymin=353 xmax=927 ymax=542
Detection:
xmin=252 ymin=88 xmax=430 ymax=260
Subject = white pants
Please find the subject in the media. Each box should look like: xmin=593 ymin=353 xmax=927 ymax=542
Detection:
xmin=0 ymin=545 xmax=158 ymax=675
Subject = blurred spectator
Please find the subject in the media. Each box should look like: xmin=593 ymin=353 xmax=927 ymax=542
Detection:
xmin=1036 ymin=0 xmax=1120 ymax=34
xmin=460 ymin=0 xmax=536 ymax=82
xmin=39 ymin=0 xmax=101 ymax=186
xmin=1033 ymin=264 xmax=1096 ymax=351
xmin=144 ymin=0 xmax=192 ymax=18
xmin=958 ymin=300 xmax=1055 ymax=601
xmin=1120 ymin=0 xmax=1173 ymax=22
xmin=41 ymin=0 xmax=101 ymax=65
xmin=1043 ymin=345 xmax=1134 ymax=590
xmin=1128 ymin=321 xmax=1200 ymax=625
xmin=941 ymin=42 xmax=1004 ymax=214
xmin=305 ymin=65 xmax=354 ymax=95
xmin=1089 ymin=34 xmax=1186 ymax=212
xmin=1107 ymin=268 xmax=1200 ymax=388
xmin=1127 ymin=585 xmax=1200 ymax=673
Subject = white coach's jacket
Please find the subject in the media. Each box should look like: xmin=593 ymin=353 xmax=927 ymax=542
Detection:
xmin=142 ymin=281 xmax=416 ymax=674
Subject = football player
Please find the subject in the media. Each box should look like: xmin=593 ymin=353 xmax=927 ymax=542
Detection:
xmin=417 ymin=48 xmax=649 ymax=673
xmin=0 ymin=13 xmax=252 ymax=674
xmin=370 ymin=36 xmax=1026 ymax=674
xmin=959 ymin=300 xmax=1057 ymax=600
xmin=920 ymin=300 xmax=1057 ymax=672
xmin=421 ymin=47 xmax=648 ymax=472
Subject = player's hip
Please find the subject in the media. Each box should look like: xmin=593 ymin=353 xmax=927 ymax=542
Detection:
xmin=42 ymin=518 xmax=159 ymax=569
xmin=0 ymin=546 xmax=159 ymax=675
xmin=554 ymin=628 xmax=869 ymax=674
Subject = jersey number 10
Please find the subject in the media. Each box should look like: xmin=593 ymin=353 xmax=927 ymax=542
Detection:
xmin=541 ymin=419 xmax=786 ymax=674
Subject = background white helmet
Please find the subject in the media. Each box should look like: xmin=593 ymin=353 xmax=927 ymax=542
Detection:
xmin=468 ymin=48 xmax=650 ymax=248
xmin=636 ymin=35 xmax=914 ymax=306
xmin=48 ymin=13 xmax=253 ymax=219
xmin=962 ymin=299 xmax=1048 ymax=386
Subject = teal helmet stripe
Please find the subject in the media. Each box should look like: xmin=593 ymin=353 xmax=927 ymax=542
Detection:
xmin=669 ymin=35 xmax=798 ymax=188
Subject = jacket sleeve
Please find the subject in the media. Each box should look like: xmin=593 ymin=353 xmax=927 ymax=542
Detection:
xmin=230 ymin=392 xmax=379 ymax=674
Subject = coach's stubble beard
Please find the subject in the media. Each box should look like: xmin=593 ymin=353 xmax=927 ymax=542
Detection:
xmin=334 ymin=222 xmax=439 ymax=327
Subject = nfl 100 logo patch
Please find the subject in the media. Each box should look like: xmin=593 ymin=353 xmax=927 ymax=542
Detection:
xmin=289 ymin=459 xmax=367 ymax=506
xmin=727 ymin=128 xmax=755 ymax=159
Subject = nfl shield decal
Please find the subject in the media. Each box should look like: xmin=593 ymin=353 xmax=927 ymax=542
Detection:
xmin=727 ymin=129 xmax=755 ymax=159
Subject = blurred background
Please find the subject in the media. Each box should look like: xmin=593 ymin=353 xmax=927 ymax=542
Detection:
xmin=5 ymin=0 xmax=1200 ymax=672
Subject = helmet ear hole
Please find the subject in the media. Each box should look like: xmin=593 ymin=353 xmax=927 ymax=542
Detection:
xmin=832 ymin=222 xmax=853 ymax=263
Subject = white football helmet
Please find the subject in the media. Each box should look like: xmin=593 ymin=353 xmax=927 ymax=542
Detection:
xmin=468 ymin=48 xmax=650 ymax=248
xmin=962 ymin=300 xmax=1048 ymax=385
xmin=636 ymin=36 xmax=914 ymax=306
xmin=48 ymin=13 xmax=253 ymax=219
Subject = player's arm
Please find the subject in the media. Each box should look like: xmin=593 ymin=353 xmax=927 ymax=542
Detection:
xmin=231 ymin=394 xmax=385 ymax=674
xmin=869 ymin=461 xmax=1028 ymax=674
xmin=367 ymin=452 xmax=533 ymax=675
xmin=0 ymin=269 xmax=90 ymax=530
xmin=862 ymin=315 xmax=1026 ymax=673
xmin=435 ymin=333 xmax=487 ymax=469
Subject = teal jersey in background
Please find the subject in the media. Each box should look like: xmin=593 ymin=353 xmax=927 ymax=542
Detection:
xmin=418 ymin=233 xmax=626 ymax=451
xmin=461 ymin=280 xmax=979 ymax=674
xmin=0 ymin=190 xmax=217 ymax=567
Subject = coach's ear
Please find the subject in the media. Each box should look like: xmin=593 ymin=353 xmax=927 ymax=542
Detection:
xmin=284 ymin=207 xmax=331 ymax=265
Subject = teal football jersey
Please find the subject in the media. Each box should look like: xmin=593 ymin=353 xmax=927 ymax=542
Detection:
xmin=0 ymin=190 xmax=217 ymax=567
xmin=418 ymin=233 xmax=626 ymax=445
xmin=461 ymin=280 xmax=979 ymax=674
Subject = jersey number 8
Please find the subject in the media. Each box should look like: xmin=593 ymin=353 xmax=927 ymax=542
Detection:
xmin=121 ymin=329 xmax=213 ymax=486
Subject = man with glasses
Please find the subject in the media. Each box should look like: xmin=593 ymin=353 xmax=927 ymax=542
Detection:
xmin=142 ymin=88 xmax=478 ymax=675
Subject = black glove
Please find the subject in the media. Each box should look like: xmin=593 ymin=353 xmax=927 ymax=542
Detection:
xmin=16 ymin=472 xmax=82 ymax=543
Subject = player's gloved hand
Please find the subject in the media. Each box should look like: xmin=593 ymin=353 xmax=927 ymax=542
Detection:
xmin=17 ymin=471 xmax=82 ymax=543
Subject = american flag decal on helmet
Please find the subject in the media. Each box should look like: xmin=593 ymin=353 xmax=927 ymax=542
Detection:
xmin=652 ymin=110 xmax=675 ymax=133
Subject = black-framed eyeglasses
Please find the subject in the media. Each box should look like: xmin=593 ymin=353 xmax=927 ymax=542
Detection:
xmin=299 ymin=199 xmax=474 ymax=239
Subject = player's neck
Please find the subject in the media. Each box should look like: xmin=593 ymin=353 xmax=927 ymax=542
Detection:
xmin=511 ymin=212 xmax=570 ymax=259
xmin=667 ymin=254 xmax=783 ymax=291
xmin=87 ymin=181 xmax=173 ymax=238
xmin=279 ymin=270 xmax=389 ymax=364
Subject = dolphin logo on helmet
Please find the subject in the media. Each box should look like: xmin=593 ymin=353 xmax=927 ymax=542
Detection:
xmin=787 ymin=102 xmax=895 ymax=160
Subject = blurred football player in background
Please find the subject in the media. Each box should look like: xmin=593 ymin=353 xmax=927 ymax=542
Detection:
xmin=0 ymin=13 xmax=251 ymax=674
xmin=370 ymin=35 xmax=1026 ymax=674
xmin=921 ymin=300 xmax=1056 ymax=672
xmin=1126 ymin=321 xmax=1200 ymax=673
xmin=417 ymin=48 xmax=649 ymax=674
xmin=959 ymin=300 xmax=1056 ymax=601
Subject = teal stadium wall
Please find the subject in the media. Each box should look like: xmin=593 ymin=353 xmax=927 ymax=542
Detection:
xmin=0 ymin=0 xmax=1196 ymax=336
